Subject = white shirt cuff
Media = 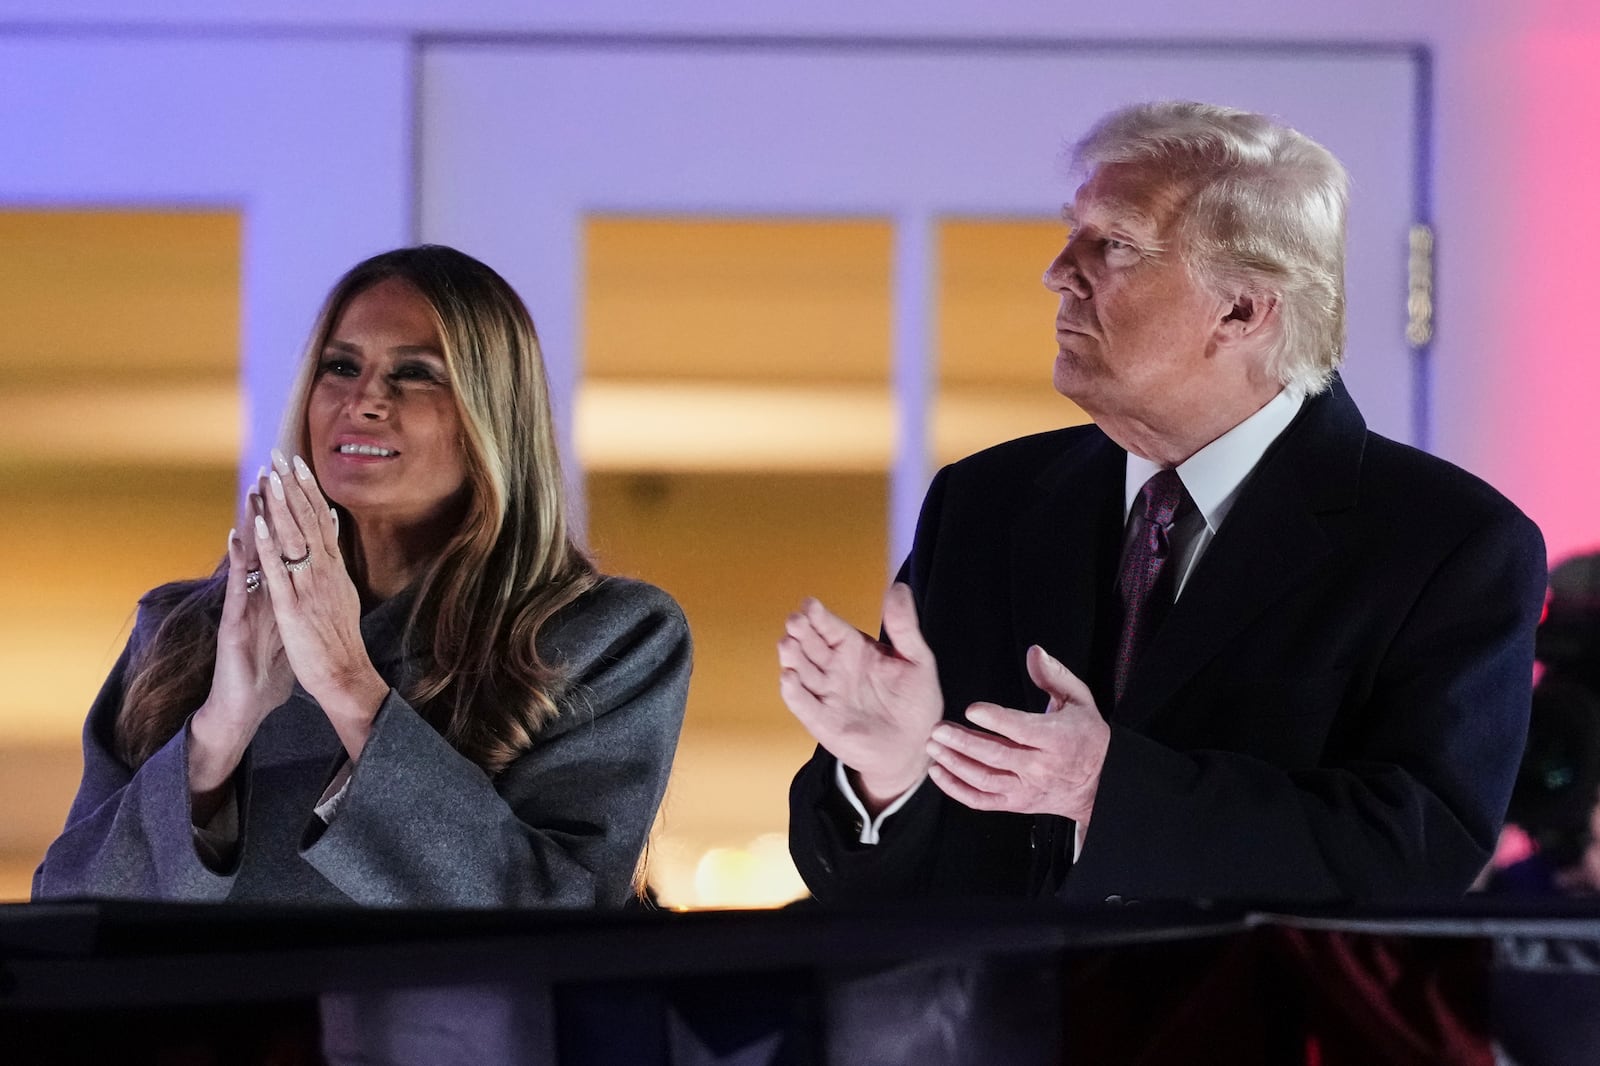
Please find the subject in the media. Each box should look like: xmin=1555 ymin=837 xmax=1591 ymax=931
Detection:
xmin=314 ymin=761 xmax=355 ymax=824
xmin=834 ymin=758 xmax=924 ymax=845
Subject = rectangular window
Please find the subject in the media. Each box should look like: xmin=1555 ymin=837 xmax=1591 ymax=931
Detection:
xmin=582 ymin=217 xmax=892 ymax=907
xmin=0 ymin=209 xmax=240 ymax=900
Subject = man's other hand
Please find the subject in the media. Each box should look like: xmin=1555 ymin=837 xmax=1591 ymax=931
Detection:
xmin=778 ymin=583 xmax=943 ymax=813
xmin=926 ymin=644 xmax=1109 ymax=826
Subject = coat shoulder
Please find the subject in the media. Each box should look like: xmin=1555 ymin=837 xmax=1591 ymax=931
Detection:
xmin=539 ymin=575 xmax=692 ymax=713
xmin=554 ymin=575 xmax=687 ymax=647
xmin=946 ymin=423 xmax=1105 ymax=475
xmin=1361 ymin=433 xmax=1541 ymax=544
xmin=937 ymin=424 xmax=1110 ymax=500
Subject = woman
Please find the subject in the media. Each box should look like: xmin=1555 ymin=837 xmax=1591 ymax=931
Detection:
xmin=33 ymin=245 xmax=691 ymax=908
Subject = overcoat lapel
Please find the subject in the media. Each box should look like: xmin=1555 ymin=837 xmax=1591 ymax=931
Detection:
xmin=1008 ymin=429 xmax=1126 ymax=711
xmin=1113 ymin=381 xmax=1367 ymax=729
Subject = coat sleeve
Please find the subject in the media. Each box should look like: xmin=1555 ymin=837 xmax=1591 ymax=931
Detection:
xmin=32 ymin=609 xmax=238 ymax=902
xmin=300 ymin=577 xmax=691 ymax=908
xmin=787 ymin=470 xmax=941 ymax=903
xmin=1064 ymin=505 xmax=1548 ymax=906
xmin=788 ymin=466 xmax=1039 ymax=902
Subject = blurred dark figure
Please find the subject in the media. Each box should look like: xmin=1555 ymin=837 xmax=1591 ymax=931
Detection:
xmin=1484 ymin=554 xmax=1600 ymax=1066
xmin=1492 ymin=551 xmax=1600 ymax=895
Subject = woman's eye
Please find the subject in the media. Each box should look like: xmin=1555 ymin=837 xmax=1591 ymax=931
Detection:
xmin=392 ymin=364 xmax=442 ymax=384
xmin=318 ymin=357 xmax=359 ymax=377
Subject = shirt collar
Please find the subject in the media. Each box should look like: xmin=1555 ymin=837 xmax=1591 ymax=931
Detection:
xmin=1124 ymin=387 xmax=1305 ymax=533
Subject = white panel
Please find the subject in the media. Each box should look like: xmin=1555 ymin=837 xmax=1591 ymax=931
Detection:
xmin=420 ymin=44 xmax=1415 ymax=561
xmin=0 ymin=35 xmax=413 ymax=471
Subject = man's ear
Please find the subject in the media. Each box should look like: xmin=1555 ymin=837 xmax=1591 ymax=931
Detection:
xmin=1217 ymin=291 xmax=1280 ymax=342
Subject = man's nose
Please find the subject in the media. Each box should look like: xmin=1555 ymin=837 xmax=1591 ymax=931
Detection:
xmin=1043 ymin=244 xmax=1089 ymax=299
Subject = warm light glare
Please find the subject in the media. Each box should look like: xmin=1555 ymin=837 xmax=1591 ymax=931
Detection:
xmin=653 ymin=833 xmax=808 ymax=909
xmin=4 ymin=384 xmax=239 ymax=465
xmin=577 ymin=381 xmax=894 ymax=472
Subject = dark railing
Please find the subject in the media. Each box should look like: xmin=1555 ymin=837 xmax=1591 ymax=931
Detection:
xmin=4 ymin=898 xmax=1599 ymax=1065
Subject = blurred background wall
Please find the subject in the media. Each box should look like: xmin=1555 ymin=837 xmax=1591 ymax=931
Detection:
xmin=1 ymin=0 xmax=1595 ymax=906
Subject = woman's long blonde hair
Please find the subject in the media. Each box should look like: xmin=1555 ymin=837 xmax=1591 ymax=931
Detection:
xmin=115 ymin=246 xmax=598 ymax=773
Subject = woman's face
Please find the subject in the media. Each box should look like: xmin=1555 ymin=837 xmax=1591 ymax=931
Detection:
xmin=306 ymin=277 xmax=471 ymax=535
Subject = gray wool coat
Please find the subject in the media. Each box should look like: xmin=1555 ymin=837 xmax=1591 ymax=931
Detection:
xmin=33 ymin=575 xmax=691 ymax=909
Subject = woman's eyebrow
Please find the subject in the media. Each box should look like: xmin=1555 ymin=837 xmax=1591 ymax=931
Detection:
xmin=323 ymin=339 xmax=445 ymax=359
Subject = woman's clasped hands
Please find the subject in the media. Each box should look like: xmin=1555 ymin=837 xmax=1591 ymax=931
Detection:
xmin=190 ymin=449 xmax=388 ymax=810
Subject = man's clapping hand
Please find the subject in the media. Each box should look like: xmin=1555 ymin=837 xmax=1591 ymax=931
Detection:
xmin=778 ymin=583 xmax=943 ymax=813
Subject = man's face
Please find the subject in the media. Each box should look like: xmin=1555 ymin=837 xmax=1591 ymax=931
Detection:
xmin=1043 ymin=164 xmax=1234 ymax=428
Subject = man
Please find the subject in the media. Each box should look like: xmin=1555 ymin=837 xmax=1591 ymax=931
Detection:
xmin=780 ymin=101 xmax=1547 ymax=906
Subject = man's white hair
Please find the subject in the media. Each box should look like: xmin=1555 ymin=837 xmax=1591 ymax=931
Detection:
xmin=1074 ymin=100 xmax=1349 ymax=394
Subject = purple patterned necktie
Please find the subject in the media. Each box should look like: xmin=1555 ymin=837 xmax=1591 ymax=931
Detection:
xmin=1114 ymin=468 xmax=1189 ymax=707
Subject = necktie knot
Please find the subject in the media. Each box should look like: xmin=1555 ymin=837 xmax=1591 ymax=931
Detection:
xmin=1137 ymin=467 xmax=1186 ymax=531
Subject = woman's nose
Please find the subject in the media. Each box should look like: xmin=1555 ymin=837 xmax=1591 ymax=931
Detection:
xmin=349 ymin=374 xmax=391 ymax=420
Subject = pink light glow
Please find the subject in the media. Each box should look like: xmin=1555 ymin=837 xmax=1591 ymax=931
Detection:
xmin=1495 ymin=31 xmax=1600 ymax=565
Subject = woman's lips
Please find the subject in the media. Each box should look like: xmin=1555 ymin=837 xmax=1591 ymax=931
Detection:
xmin=336 ymin=443 xmax=398 ymax=457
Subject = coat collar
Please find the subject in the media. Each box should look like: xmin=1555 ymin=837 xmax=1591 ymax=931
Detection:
xmin=358 ymin=584 xmax=419 ymax=678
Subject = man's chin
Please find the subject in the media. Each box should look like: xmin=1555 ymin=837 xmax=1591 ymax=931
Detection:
xmin=1052 ymin=353 xmax=1095 ymax=403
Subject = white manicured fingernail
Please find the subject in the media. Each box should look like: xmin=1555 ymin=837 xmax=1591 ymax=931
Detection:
xmin=270 ymin=447 xmax=289 ymax=472
xmin=254 ymin=515 xmax=270 ymax=540
xmin=331 ymin=507 xmax=338 ymax=529
xmin=228 ymin=527 xmax=236 ymax=547
xmin=256 ymin=465 xmax=268 ymax=483
xmin=292 ymin=454 xmax=313 ymax=481
xmin=269 ymin=469 xmax=286 ymax=501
